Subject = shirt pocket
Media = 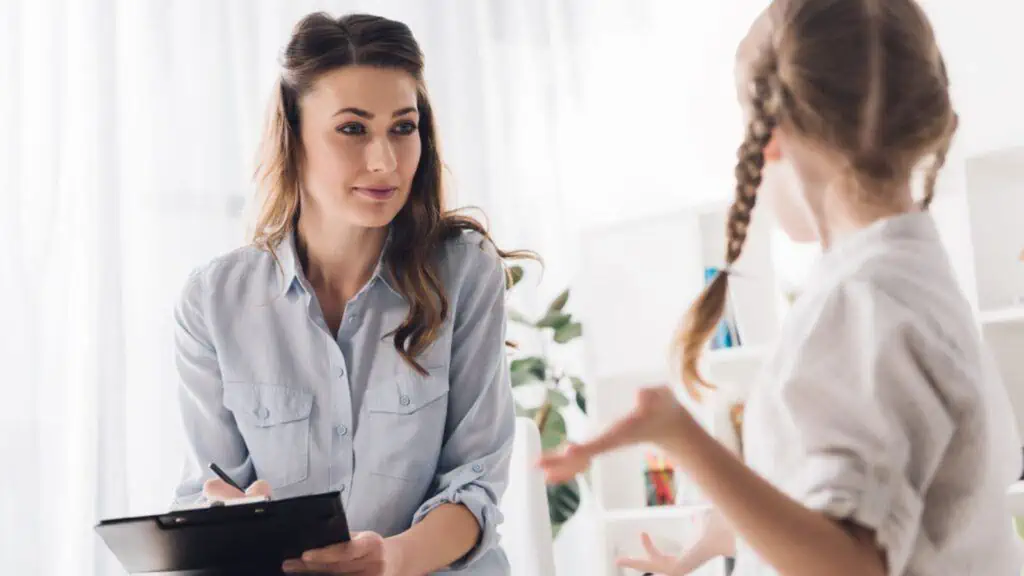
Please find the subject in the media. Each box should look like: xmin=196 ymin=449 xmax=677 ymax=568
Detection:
xmin=223 ymin=382 xmax=314 ymax=490
xmin=364 ymin=359 xmax=449 ymax=482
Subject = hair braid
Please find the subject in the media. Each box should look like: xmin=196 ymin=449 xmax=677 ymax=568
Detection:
xmin=676 ymin=75 xmax=779 ymax=400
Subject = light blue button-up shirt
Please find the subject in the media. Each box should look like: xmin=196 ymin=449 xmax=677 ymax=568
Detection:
xmin=172 ymin=229 xmax=514 ymax=574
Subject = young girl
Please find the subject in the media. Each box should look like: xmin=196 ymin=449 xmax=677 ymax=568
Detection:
xmin=541 ymin=1 xmax=1023 ymax=574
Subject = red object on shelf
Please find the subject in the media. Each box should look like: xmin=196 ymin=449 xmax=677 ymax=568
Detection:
xmin=644 ymin=452 xmax=677 ymax=506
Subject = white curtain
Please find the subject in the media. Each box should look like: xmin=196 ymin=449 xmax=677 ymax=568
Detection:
xmin=0 ymin=0 xmax=780 ymax=574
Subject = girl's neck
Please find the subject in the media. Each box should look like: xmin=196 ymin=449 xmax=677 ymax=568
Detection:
xmin=812 ymin=180 xmax=915 ymax=249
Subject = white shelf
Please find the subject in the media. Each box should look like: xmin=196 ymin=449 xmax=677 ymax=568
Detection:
xmin=964 ymin=147 xmax=1024 ymax=314
xmin=1007 ymin=482 xmax=1024 ymax=517
xmin=980 ymin=305 xmax=1024 ymax=327
xmin=705 ymin=345 xmax=766 ymax=365
xmin=602 ymin=503 xmax=711 ymax=523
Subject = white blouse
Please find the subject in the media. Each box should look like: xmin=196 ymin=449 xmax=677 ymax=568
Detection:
xmin=734 ymin=212 xmax=1023 ymax=575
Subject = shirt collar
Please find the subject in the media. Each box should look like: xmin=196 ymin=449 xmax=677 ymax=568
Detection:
xmin=812 ymin=210 xmax=939 ymax=278
xmin=275 ymin=228 xmax=402 ymax=299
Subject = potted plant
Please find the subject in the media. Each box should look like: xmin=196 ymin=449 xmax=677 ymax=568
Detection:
xmin=506 ymin=265 xmax=587 ymax=537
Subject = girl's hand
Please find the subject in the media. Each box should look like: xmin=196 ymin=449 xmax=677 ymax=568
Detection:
xmin=617 ymin=532 xmax=693 ymax=575
xmin=617 ymin=532 xmax=699 ymax=575
xmin=617 ymin=510 xmax=736 ymax=575
xmin=282 ymin=531 xmax=401 ymax=575
xmin=538 ymin=386 xmax=694 ymax=484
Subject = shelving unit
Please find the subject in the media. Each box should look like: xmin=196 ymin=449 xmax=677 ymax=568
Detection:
xmin=1007 ymin=482 xmax=1024 ymax=517
xmin=964 ymin=146 xmax=1024 ymax=437
xmin=979 ymin=305 xmax=1024 ymax=327
xmin=602 ymin=503 xmax=712 ymax=523
xmin=577 ymin=200 xmax=790 ymax=576
xmin=704 ymin=345 xmax=766 ymax=365
xmin=575 ymin=145 xmax=1024 ymax=575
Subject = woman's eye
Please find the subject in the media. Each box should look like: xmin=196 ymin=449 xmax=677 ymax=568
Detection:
xmin=336 ymin=123 xmax=366 ymax=135
xmin=392 ymin=121 xmax=418 ymax=136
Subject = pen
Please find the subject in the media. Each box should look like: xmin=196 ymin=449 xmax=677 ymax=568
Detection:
xmin=209 ymin=462 xmax=246 ymax=494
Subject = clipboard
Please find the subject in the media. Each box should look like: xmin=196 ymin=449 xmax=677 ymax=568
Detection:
xmin=95 ymin=491 xmax=350 ymax=575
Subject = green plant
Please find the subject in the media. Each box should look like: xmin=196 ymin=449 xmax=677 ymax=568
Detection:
xmin=506 ymin=265 xmax=587 ymax=537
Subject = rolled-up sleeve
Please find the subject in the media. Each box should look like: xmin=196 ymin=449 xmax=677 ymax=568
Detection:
xmin=412 ymin=241 xmax=515 ymax=570
xmin=171 ymin=269 xmax=253 ymax=508
xmin=775 ymin=283 xmax=955 ymax=576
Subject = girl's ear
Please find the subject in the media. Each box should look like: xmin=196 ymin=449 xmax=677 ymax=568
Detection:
xmin=764 ymin=130 xmax=782 ymax=163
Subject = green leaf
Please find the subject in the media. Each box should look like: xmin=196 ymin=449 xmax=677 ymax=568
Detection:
xmin=553 ymin=322 xmax=583 ymax=344
xmin=510 ymin=356 xmax=546 ymax=387
xmin=506 ymin=265 xmax=524 ymax=288
xmin=548 ymin=289 xmax=570 ymax=312
xmin=539 ymin=409 xmax=567 ymax=451
xmin=546 ymin=388 xmax=570 ymax=409
xmin=547 ymin=479 xmax=581 ymax=527
xmin=507 ymin=308 xmax=533 ymax=326
xmin=570 ymin=377 xmax=587 ymax=414
xmin=575 ymin=394 xmax=587 ymax=414
xmin=536 ymin=311 xmax=572 ymax=330
xmin=510 ymin=368 xmax=534 ymax=388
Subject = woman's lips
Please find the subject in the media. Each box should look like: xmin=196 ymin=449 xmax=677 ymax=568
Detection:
xmin=353 ymin=186 xmax=397 ymax=201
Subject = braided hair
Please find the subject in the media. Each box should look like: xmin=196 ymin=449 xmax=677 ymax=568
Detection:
xmin=676 ymin=71 xmax=780 ymax=398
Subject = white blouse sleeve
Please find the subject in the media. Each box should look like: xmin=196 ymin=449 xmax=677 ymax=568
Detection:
xmin=773 ymin=282 xmax=955 ymax=576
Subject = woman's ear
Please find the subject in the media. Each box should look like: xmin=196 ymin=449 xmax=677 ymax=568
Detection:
xmin=764 ymin=131 xmax=782 ymax=163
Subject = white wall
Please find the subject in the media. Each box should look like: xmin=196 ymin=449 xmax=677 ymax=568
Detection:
xmin=923 ymin=0 xmax=1024 ymax=158
xmin=917 ymin=0 xmax=1024 ymax=306
xmin=563 ymin=0 xmax=1024 ymax=307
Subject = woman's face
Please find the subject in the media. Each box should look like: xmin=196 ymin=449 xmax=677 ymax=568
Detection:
xmin=298 ymin=65 xmax=422 ymax=230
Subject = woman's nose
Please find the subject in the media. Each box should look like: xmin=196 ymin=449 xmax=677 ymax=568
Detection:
xmin=365 ymin=136 xmax=397 ymax=173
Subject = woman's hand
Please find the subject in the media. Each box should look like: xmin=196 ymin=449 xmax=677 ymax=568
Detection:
xmin=538 ymin=386 xmax=695 ymax=484
xmin=281 ymin=531 xmax=402 ymax=575
xmin=202 ymin=477 xmax=273 ymax=502
xmin=617 ymin=509 xmax=735 ymax=575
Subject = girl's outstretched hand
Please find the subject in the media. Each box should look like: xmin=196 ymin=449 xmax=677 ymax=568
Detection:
xmin=537 ymin=385 xmax=693 ymax=484
xmin=617 ymin=509 xmax=736 ymax=575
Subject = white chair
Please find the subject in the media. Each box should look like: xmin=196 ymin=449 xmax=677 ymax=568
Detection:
xmin=498 ymin=417 xmax=557 ymax=576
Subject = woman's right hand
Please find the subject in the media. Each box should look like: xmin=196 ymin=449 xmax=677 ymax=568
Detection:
xmin=616 ymin=509 xmax=735 ymax=575
xmin=202 ymin=477 xmax=273 ymax=502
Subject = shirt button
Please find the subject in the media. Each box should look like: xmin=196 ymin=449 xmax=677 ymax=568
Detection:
xmin=336 ymin=425 xmax=348 ymax=437
xmin=256 ymin=407 xmax=269 ymax=420
xmin=336 ymin=366 xmax=346 ymax=378
xmin=472 ymin=464 xmax=483 ymax=473
xmin=399 ymin=395 xmax=411 ymax=407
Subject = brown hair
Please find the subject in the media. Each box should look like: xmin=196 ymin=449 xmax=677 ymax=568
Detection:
xmin=253 ymin=12 xmax=533 ymax=373
xmin=677 ymin=0 xmax=958 ymax=399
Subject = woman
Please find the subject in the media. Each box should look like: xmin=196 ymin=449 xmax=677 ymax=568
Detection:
xmin=172 ymin=12 xmax=527 ymax=575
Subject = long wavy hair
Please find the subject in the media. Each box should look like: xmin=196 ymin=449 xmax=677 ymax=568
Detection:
xmin=252 ymin=12 xmax=533 ymax=373
xmin=676 ymin=0 xmax=958 ymax=399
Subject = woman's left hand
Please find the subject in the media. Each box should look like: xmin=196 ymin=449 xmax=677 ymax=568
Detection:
xmin=282 ymin=531 xmax=401 ymax=575
xmin=538 ymin=386 xmax=695 ymax=484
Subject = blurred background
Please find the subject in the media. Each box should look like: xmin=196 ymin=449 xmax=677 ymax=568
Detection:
xmin=2 ymin=1 xmax=1023 ymax=575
